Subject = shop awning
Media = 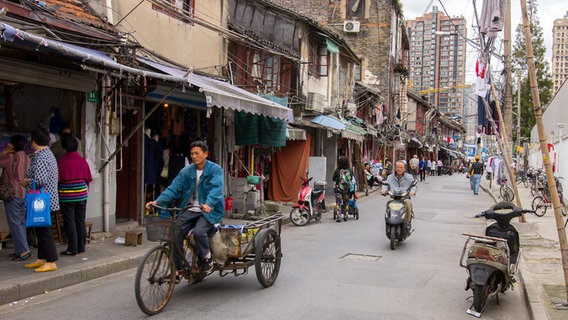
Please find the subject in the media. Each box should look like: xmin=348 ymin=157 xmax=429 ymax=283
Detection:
xmin=328 ymin=116 xmax=367 ymax=142
xmin=366 ymin=124 xmax=378 ymax=136
xmin=138 ymin=57 xmax=291 ymax=120
xmin=411 ymin=136 xmax=423 ymax=148
xmin=439 ymin=145 xmax=465 ymax=158
xmin=311 ymin=114 xmax=347 ymax=131
xmin=355 ymin=81 xmax=383 ymax=98
xmin=287 ymin=126 xmax=306 ymax=141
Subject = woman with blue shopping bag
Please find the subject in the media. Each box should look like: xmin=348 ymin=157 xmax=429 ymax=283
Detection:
xmin=21 ymin=128 xmax=59 ymax=273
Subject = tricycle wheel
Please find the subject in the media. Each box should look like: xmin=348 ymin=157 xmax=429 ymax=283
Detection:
xmin=135 ymin=245 xmax=175 ymax=315
xmin=290 ymin=208 xmax=309 ymax=226
xmin=254 ymin=228 xmax=282 ymax=287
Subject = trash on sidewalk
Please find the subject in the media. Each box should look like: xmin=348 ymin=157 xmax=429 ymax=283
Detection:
xmin=113 ymin=236 xmax=125 ymax=244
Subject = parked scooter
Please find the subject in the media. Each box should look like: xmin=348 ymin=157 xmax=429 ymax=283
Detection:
xmin=290 ymin=171 xmax=326 ymax=226
xmin=460 ymin=202 xmax=534 ymax=317
xmin=381 ymin=179 xmax=417 ymax=250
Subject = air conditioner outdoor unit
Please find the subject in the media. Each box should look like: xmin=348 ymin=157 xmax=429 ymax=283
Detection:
xmin=343 ymin=20 xmax=360 ymax=33
xmin=306 ymin=92 xmax=326 ymax=114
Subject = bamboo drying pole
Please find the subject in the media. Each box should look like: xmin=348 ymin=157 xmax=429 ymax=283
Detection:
xmin=488 ymin=80 xmax=525 ymax=221
xmin=520 ymin=0 xmax=568 ymax=305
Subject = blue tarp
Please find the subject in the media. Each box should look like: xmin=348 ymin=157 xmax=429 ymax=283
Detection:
xmin=311 ymin=115 xmax=347 ymax=131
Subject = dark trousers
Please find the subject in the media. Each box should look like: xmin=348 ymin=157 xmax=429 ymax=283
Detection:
xmin=420 ymin=169 xmax=426 ymax=181
xmin=34 ymin=213 xmax=59 ymax=262
xmin=174 ymin=210 xmax=214 ymax=269
xmin=60 ymin=201 xmax=87 ymax=254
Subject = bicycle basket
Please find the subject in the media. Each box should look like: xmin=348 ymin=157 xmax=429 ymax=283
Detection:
xmin=145 ymin=215 xmax=182 ymax=242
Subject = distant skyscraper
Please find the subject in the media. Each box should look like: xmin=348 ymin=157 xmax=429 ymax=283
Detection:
xmin=552 ymin=12 xmax=568 ymax=94
xmin=406 ymin=6 xmax=467 ymax=120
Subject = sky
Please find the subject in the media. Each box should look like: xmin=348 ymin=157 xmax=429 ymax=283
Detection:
xmin=401 ymin=0 xmax=566 ymax=83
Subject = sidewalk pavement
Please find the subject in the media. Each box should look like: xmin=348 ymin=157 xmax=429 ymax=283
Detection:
xmin=479 ymin=178 xmax=568 ymax=320
xmin=0 ymin=180 xmax=566 ymax=320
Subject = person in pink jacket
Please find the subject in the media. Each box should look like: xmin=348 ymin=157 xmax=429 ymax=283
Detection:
xmin=0 ymin=135 xmax=31 ymax=260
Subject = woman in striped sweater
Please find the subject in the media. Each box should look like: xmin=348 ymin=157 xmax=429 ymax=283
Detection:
xmin=57 ymin=135 xmax=92 ymax=256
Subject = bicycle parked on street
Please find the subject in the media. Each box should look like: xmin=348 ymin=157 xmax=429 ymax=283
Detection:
xmin=515 ymin=168 xmax=529 ymax=188
xmin=498 ymin=176 xmax=514 ymax=202
xmin=135 ymin=204 xmax=283 ymax=315
xmin=531 ymin=176 xmax=566 ymax=217
xmin=528 ymin=168 xmax=542 ymax=196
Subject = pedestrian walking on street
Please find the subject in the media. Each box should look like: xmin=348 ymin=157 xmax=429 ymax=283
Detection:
xmin=0 ymin=135 xmax=32 ymax=261
xmin=58 ymin=135 xmax=92 ymax=256
xmin=469 ymin=155 xmax=484 ymax=195
xmin=419 ymin=156 xmax=427 ymax=181
xmin=22 ymin=128 xmax=60 ymax=273
xmin=409 ymin=155 xmax=419 ymax=180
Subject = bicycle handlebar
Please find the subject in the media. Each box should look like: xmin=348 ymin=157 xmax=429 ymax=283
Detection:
xmin=149 ymin=203 xmax=202 ymax=212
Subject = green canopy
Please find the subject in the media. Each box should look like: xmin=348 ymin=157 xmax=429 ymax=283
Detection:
xmin=235 ymin=111 xmax=286 ymax=147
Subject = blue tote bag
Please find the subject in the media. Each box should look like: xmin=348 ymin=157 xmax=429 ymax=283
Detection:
xmin=25 ymin=180 xmax=51 ymax=228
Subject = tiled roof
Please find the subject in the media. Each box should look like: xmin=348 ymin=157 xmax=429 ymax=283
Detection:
xmin=40 ymin=0 xmax=111 ymax=31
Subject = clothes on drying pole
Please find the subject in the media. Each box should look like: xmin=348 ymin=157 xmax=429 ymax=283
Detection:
xmin=477 ymin=95 xmax=489 ymax=128
xmin=475 ymin=59 xmax=490 ymax=97
xmin=480 ymin=0 xmax=506 ymax=38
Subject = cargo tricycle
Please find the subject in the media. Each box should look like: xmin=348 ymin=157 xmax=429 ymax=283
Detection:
xmin=134 ymin=204 xmax=283 ymax=315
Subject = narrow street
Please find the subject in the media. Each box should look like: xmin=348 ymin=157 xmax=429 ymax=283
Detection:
xmin=0 ymin=174 xmax=530 ymax=319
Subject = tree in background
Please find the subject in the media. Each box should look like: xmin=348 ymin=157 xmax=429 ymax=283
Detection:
xmin=512 ymin=0 xmax=553 ymax=139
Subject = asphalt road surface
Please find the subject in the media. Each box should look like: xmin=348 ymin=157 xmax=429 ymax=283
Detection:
xmin=0 ymin=174 xmax=531 ymax=320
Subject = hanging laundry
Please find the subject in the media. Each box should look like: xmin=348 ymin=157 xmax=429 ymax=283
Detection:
xmin=477 ymin=95 xmax=488 ymax=128
xmin=480 ymin=0 xmax=505 ymax=38
xmin=475 ymin=58 xmax=490 ymax=97
xmin=490 ymin=100 xmax=500 ymax=135
xmin=376 ymin=104 xmax=384 ymax=125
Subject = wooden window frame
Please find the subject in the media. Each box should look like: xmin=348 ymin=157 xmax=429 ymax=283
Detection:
xmin=308 ymin=37 xmax=328 ymax=78
xmin=152 ymin=0 xmax=195 ymax=21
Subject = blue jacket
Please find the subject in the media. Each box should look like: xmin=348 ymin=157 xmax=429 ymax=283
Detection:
xmin=156 ymin=160 xmax=224 ymax=224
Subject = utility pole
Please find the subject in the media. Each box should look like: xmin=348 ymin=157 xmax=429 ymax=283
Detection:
xmin=504 ymin=0 xmax=513 ymax=149
xmin=520 ymin=0 xmax=568 ymax=306
xmin=516 ymin=71 xmax=521 ymax=165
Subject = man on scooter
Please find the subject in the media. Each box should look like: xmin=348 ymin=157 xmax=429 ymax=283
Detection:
xmin=381 ymin=160 xmax=417 ymax=222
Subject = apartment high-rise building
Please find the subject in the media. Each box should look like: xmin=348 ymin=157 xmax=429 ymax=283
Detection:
xmin=406 ymin=6 xmax=467 ymax=121
xmin=552 ymin=12 xmax=568 ymax=94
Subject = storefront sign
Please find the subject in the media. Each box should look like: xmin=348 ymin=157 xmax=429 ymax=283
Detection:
xmin=87 ymin=91 xmax=99 ymax=103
